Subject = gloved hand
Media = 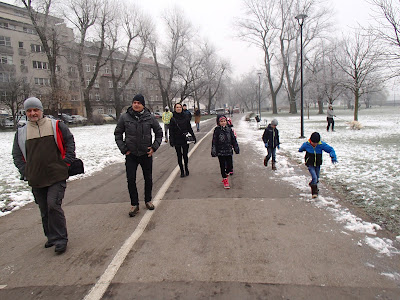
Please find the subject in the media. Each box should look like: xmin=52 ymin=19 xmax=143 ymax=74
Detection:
xmin=211 ymin=151 xmax=216 ymax=157
xmin=331 ymin=158 xmax=338 ymax=164
xmin=194 ymin=138 xmax=197 ymax=144
xmin=170 ymin=141 xmax=174 ymax=147
xmin=264 ymin=142 xmax=268 ymax=148
xmin=277 ymin=144 xmax=280 ymax=149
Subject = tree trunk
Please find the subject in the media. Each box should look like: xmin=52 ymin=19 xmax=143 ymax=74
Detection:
xmin=354 ymin=89 xmax=359 ymax=121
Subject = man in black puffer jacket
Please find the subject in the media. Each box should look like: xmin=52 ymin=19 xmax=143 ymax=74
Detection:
xmin=115 ymin=94 xmax=163 ymax=217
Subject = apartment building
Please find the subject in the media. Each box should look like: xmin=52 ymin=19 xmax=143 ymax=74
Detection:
xmin=0 ymin=1 xmax=167 ymax=118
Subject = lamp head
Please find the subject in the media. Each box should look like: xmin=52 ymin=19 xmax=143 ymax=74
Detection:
xmin=295 ymin=14 xmax=308 ymax=26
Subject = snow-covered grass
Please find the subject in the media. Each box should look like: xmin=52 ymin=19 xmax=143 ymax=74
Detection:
xmin=0 ymin=124 xmax=125 ymax=216
xmin=235 ymin=106 xmax=400 ymax=256
xmin=1 ymin=107 xmax=399 ymax=238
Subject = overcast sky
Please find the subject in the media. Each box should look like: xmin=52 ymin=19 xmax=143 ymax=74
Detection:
xmin=138 ymin=0 xmax=373 ymax=77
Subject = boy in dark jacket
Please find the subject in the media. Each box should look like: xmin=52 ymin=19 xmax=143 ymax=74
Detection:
xmin=211 ymin=115 xmax=239 ymax=189
xmin=262 ymin=119 xmax=280 ymax=170
xmin=298 ymin=132 xmax=337 ymax=198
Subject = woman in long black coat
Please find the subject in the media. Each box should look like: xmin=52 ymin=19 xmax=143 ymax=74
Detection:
xmin=169 ymin=103 xmax=196 ymax=177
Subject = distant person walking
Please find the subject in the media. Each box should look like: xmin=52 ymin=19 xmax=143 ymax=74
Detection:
xmin=262 ymin=119 xmax=280 ymax=171
xmin=12 ymin=97 xmax=76 ymax=254
xmin=114 ymin=94 xmax=163 ymax=217
xmin=162 ymin=106 xmax=173 ymax=143
xmin=298 ymin=132 xmax=337 ymax=198
xmin=169 ymin=103 xmax=196 ymax=177
xmin=194 ymin=107 xmax=201 ymax=132
xmin=327 ymin=105 xmax=336 ymax=131
xmin=211 ymin=114 xmax=240 ymax=189
xmin=182 ymin=104 xmax=192 ymax=121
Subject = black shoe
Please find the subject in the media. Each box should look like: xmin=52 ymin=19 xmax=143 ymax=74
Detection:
xmin=129 ymin=205 xmax=139 ymax=217
xmin=44 ymin=241 xmax=55 ymax=248
xmin=185 ymin=168 xmax=189 ymax=176
xmin=55 ymin=244 xmax=67 ymax=254
xmin=145 ymin=201 xmax=155 ymax=210
xmin=180 ymin=170 xmax=185 ymax=177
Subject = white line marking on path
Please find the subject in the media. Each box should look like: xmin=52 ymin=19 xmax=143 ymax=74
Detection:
xmin=0 ymin=285 xmax=7 ymax=289
xmin=83 ymin=128 xmax=214 ymax=300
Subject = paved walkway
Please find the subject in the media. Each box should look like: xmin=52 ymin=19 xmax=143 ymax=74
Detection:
xmin=0 ymin=114 xmax=399 ymax=299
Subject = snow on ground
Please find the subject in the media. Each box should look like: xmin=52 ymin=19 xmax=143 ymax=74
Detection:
xmin=1 ymin=109 xmax=399 ymax=258
xmin=235 ymin=106 xmax=400 ymax=258
xmin=0 ymin=119 xmax=209 ymax=216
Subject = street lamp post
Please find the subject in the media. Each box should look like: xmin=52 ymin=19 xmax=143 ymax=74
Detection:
xmin=258 ymin=71 xmax=262 ymax=120
xmin=295 ymin=14 xmax=307 ymax=138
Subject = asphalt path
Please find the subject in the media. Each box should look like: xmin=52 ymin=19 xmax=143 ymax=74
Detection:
xmin=0 ymin=114 xmax=399 ymax=300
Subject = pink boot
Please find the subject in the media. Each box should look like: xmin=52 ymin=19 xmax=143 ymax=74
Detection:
xmin=222 ymin=178 xmax=230 ymax=189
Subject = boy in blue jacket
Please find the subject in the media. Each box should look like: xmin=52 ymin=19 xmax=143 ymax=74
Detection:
xmin=298 ymin=132 xmax=337 ymax=198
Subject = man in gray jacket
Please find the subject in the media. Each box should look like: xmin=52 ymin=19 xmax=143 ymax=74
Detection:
xmin=115 ymin=94 xmax=163 ymax=217
xmin=12 ymin=97 xmax=75 ymax=254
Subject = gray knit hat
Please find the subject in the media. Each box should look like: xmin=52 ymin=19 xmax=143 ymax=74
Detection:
xmin=24 ymin=97 xmax=43 ymax=111
xmin=271 ymin=119 xmax=278 ymax=126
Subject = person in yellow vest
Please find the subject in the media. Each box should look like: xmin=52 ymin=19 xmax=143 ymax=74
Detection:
xmin=162 ymin=106 xmax=173 ymax=143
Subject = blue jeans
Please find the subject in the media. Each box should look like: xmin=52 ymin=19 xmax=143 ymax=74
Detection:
xmin=265 ymin=147 xmax=276 ymax=162
xmin=196 ymin=123 xmax=200 ymax=131
xmin=308 ymin=165 xmax=320 ymax=185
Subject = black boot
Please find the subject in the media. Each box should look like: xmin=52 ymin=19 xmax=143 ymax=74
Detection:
xmin=310 ymin=184 xmax=318 ymax=198
xmin=185 ymin=165 xmax=189 ymax=176
xmin=180 ymin=169 xmax=185 ymax=177
xmin=272 ymin=161 xmax=276 ymax=170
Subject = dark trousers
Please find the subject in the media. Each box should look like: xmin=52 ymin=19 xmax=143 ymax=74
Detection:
xmin=327 ymin=117 xmax=334 ymax=131
xmin=265 ymin=147 xmax=277 ymax=163
xmin=175 ymin=144 xmax=189 ymax=171
xmin=218 ymin=156 xmax=233 ymax=178
xmin=125 ymin=154 xmax=153 ymax=206
xmin=32 ymin=181 xmax=68 ymax=245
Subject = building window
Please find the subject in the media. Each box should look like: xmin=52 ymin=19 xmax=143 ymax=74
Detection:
xmin=19 ymin=41 xmax=23 ymax=48
xmin=86 ymin=79 xmax=90 ymax=87
xmin=34 ymin=78 xmax=50 ymax=86
xmin=114 ymin=67 xmax=118 ymax=74
xmin=0 ymin=55 xmax=13 ymax=65
xmin=86 ymin=64 xmax=90 ymax=72
xmin=31 ymin=44 xmax=43 ymax=52
xmin=98 ymin=108 xmax=104 ymax=114
xmin=107 ymin=108 xmax=113 ymax=114
xmin=0 ymin=36 xmax=11 ymax=47
xmin=71 ymin=95 xmax=77 ymax=101
xmin=89 ymin=93 xmax=92 ymax=100
xmin=105 ymin=66 xmax=110 ymax=74
xmin=0 ymin=22 xmax=8 ymax=29
xmin=0 ymin=72 xmax=10 ymax=82
xmin=20 ymin=59 xmax=25 ymax=65
xmin=94 ymin=80 xmax=99 ymax=88
xmin=33 ymin=61 xmax=49 ymax=69
xmin=69 ymin=66 xmax=75 ymax=73
xmin=118 ymin=82 xmax=122 ymax=88
xmin=56 ymin=65 xmax=61 ymax=71
xmin=95 ymin=93 xmax=100 ymax=101
xmin=108 ymin=80 xmax=113 ymax=88
xmin=92 ymin=65 xmax=96 ymax=72
xmin=23 ymin=27 xmax=35 ymax=34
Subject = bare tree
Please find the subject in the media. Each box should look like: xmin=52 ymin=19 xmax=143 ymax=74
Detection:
xmin=63 ymin=0 xmax=114 ymax=121
xmin=21 ymin=0 xmax=65 ymax=113
xmin=107 ymin=4 xmax=153 ymax=119
xmin=149 ymin=6 xmax=193 ymax=109
xmin=202 ymin=44 xmax=229 ymax=112
xmin=0 ymin=76 xmax=31 ymax=128
xmin=236 ymin=0 xmax=284 ymax=114
xmin=306 ymin=42 xmax=346 ymax=114
xmin=369 ymin=0 xmax=400 ymax=76
xmin=335 ymin=32 xmax=384 ymax=121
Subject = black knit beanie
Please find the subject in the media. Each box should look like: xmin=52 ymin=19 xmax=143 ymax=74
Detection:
xmin=310 ymin=132 xmax=321 ymax=143
xmin=132 ymin=94 xmax=145 ymax=107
